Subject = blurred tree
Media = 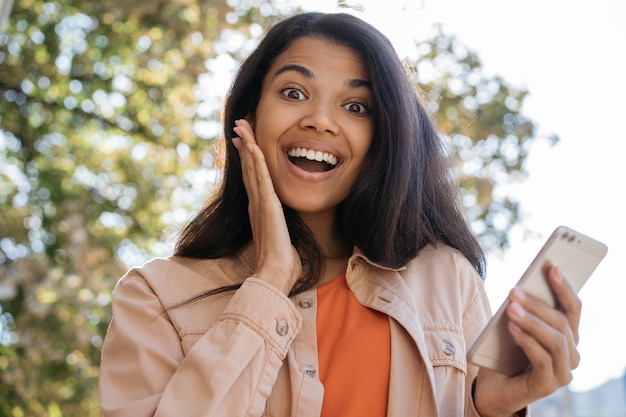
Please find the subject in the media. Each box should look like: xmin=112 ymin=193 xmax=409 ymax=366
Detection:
xmin=405 ymin=24 xmax=558 ymax=252
xmin=0 ymin=0 xmax=287 ymax=415
xmin=0 ymin=0 xmax=553 ymax=415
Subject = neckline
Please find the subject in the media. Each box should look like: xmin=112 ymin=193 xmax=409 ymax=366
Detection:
xmin=316 ymin=272 xmax=346 ymax=291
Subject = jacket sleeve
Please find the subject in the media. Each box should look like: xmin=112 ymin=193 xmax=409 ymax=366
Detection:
xmin=462 ymin=274 xmax=529 ymax=417
xmin=98 ymin=273 xmax=301 ymax=417
xmin=461 ymin=270 xmax=493 ymax=417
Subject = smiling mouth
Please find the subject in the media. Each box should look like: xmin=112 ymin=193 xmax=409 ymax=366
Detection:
xmin=287 ymin=147 xmax=339 ymax=172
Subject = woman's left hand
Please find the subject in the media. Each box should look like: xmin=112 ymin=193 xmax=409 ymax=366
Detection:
xmin=473 ymin=265 xmax=582 ymax=417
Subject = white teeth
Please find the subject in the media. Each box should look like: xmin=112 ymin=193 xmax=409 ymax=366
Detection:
xmin=288 ymin=147 xmax=338 ymax=166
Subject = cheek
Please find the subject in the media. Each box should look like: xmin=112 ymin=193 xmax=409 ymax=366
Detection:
xmin=250 ymin=116 xmax=270 ymax=148
xmin=252 ymin=104 xmax=281 ymax=145
xmin=354 ymin=127 xmax=374 ymax=162
xmin=251 ymin=123 xmax=281 ymax=173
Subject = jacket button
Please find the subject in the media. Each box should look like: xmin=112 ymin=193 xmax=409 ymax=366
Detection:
xmin=298 ymin=298 xmax=313 ymax=308
xmin=276 ymin=320 xmax=289 ymax=336
xmin=301 ymin=365 xmax=317 ymax=377
xmin=441 ymin=340 xmax=455 ymax=355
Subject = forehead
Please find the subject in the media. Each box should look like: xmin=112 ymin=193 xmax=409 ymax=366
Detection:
xmin=266 ymin=36 xmax=369 ymax=80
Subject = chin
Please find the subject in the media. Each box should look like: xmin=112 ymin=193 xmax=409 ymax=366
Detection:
xmin=282 ymin=199 xmax=340 ymax=217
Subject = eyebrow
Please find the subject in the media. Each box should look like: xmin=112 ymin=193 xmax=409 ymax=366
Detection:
xmin=273 ymin=64 xmax=372 ymax=89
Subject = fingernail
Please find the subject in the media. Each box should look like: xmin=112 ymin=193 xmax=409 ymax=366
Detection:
xmin=510 ymin=287 xmax=525 ymax=302
xmin=509 ymin=302 xmax=525 ymax=318
xmin=555 ymin=267 xmax=563 ymax=282
xmin=509 ymin=321 xmax=522 ymax=334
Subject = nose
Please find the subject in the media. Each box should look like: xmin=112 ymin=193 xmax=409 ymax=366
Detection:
xmin=299 ymin=101 xmax=339 ymax=135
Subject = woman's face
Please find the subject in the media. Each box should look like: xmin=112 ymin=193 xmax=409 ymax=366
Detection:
xmin=252 ymin=36 xmax=375 ymax=216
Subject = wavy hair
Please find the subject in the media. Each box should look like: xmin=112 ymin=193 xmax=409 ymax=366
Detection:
xmin=175 ymin=12 xmax=485 ymax=295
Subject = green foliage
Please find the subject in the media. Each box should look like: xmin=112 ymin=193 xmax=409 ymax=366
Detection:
xmin=405 ymin=25 xmax=547 ymax=250
xmin=0 ymin=1 xmax=548 ymax=415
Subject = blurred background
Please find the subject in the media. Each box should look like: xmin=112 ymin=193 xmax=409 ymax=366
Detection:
xmin=0 ymin=0 xmax=624 ymax=415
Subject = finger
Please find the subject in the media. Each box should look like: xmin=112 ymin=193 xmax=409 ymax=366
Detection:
xmin=511 ymin=267 xmax=583 ymax=370
xmin=234 ymin=120 xmax=284 ymax=249
xmin=548 ymin=266 xmax=582 ymax=344
xmin=234 ymin=119 xmax=256 ymax=145
xmin=233 ymin=123 xmax=261 ymax=204
xmin=234 ymin=119 xmax=279 ymax=205
xmin=509 ymin=287 xmax=576 ymax=344
xmin=507 ymin=302 xmax=574 ymax=387
xmin=548 ymin=266 xmax=582 ymax=369
xmin=507 ymin=296 xmax=577 ymax=379
xmin=247 ymin=142 xmax=279 ymax=202
xmin=507 ymin=319 xmax=574 ymax=400
xmin=233 ymin=119 xmax=259 ymax=184
xmin=235 ymin=144 xmax=259 ymax=205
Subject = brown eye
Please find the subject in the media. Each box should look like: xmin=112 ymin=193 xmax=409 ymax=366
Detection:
xmin=343 ymin=102 xmax=369 ymax=114
xmin=281 ymin=88 xmax=306 ymax=101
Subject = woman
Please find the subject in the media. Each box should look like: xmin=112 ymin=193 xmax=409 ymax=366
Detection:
xmin=99 ymin=12 xmax=581 ymax=417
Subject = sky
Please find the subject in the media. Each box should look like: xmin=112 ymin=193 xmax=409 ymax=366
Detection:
xmin=296 ymin=0 xmax=626 ymax=392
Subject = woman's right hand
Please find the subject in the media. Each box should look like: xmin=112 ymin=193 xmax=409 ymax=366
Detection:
xmin=232 ymin=119 xmax=302 ymax=295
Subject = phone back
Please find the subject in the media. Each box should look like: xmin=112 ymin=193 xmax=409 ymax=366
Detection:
xmin=467 ymin=226 xmax=608 ymax=376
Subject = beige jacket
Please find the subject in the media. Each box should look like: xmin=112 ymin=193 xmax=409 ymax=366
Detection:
xmin=99 ymin=243 xmax=492 ymax=417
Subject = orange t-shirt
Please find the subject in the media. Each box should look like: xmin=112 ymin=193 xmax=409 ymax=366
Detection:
xmin=316 ymin=274 xmax=391 ymax=417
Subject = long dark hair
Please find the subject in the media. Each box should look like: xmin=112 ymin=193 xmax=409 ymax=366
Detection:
xmin=175 ymin=12 xmax=485 ymax=295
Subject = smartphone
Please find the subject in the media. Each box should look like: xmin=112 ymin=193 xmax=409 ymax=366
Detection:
xmin=467 ymin=225 xmax=608 ymax=376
